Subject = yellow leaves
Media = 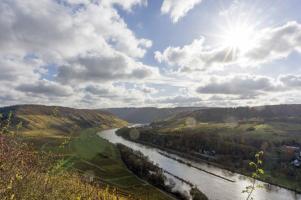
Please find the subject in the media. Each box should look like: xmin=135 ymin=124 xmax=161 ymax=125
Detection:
xmin=257 ymin=168 xmax=264 ymax=175
xmin=244 ymin=151 xmax=265 ymax=200
xmin=16 ymin=173 xmax=23 ymax=181
xmin=7 ymin=179 xmax=13 ymax=190
xmin=249 ymin=162 xmax=256 ymax=168
xmin=6 ymin=173 xmax=22 ymax=193
xmin=0 ymin=163 xmax=4 ymax=171
xmin=1 ymin=124 xmax=128 ymax=200
xmin=44 ymin=175 xmax=50 ymax=183
xmin=255 ymin=151 xmax=264 ymax=162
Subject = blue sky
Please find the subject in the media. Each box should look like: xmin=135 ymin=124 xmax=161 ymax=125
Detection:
xmin=1 ymin=0 xmax=301 ymax=108
xmin=118 ymin=0 xmax=301 ymax=62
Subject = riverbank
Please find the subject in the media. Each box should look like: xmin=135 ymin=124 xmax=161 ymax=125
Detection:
xmin=117 ymin=143 xmax=208 ymax=200
xmin=158 ymin=152 xmax=235 ymax=183
xmin=116 ymin=133 xmax=301 ymax=195
xmin=100 ymin=128 xmax=301 ymax=200
xmin=41 ymin=128 xmax=174 ymax=200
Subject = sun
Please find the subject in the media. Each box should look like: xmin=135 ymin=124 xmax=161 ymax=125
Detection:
xmin=221 ymin=22 xmax=256 ymax=54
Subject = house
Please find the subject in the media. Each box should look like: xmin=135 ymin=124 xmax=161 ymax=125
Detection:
xmin=280 ymin=145 xmax=301 ymax=164
xmin=281 ymin=145 xmax=300 ymax=161
xmin=282 ymin=145 xmax=300 ymax=153
xmin=281 ymin=145 xmax=301 ymax=167
xmin=291 ymin=159 xmax=301 ymax=167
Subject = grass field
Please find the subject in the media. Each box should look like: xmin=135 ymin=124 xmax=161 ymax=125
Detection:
xmin=27 ymin=128 xmax=172 ymax=200
xmin=157 ymin=118 xmax=301 ymax=143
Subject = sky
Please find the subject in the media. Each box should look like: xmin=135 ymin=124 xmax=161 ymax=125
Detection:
xmin=1 ymin=0 xmax=301 ymax=108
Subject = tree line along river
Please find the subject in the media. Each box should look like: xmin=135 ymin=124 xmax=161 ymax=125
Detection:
xmin=98 ymin=128 xmax=301 ymax=200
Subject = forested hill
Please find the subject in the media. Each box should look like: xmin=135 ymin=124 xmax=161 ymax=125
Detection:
xmin=168 ymin=104 xmax=301 ymax=123
xmin=105 ymin=107 xmax=202 ymax=123
xmin=0 ymin=104 xmax=127 ymax=135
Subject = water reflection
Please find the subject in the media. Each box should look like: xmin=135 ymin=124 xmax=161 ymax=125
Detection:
xmin=98 ymin=129 xmax=301 ymax=200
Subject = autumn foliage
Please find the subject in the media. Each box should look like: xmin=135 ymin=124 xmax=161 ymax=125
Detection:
xmin=0 ymin=112 xmax=127 ymax=200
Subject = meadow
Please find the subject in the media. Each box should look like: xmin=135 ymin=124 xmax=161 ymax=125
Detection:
xmin=21 ymin=127 xmax=173 ymax=200
xmin=0 ymin=105 xmax=172 ymax=200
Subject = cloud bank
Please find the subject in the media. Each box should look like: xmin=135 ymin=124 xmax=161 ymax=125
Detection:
xmin=155 ymin=21 xmax=301 ymax=71
xmin=0 ymin=0 xmax=301 ymax=108
xmin=0 ymin=0 xmax=158 ymax=108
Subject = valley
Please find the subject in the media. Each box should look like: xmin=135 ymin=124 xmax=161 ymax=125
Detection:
xmin=116 ymin=105 xmax=301 ymax=196
xmin=99 ymin=128 xmax=301 ymax=200
xmin=1 ymin=104 xmax=301 ymax=200
xmin=0 ymin=105 xmax=174 ymax=200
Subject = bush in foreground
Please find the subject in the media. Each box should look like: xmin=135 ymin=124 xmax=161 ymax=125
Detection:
xmin=0 ymin=112 xmax=127 ymax=200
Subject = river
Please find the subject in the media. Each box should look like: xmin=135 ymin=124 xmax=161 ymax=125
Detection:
xmin=97 ymin=128 xmax=301 ymax=200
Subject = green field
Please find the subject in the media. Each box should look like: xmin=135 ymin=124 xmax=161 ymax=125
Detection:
xmin=156 ymin=119 xmax=301 ymax=143
xmin=32 ymin=128 xmax=172 ymax=200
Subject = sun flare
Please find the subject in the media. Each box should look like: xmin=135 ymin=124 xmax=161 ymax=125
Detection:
xmin=221 ymin=23 xmax=256 ymax=53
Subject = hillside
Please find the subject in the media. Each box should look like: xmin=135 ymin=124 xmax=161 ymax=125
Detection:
xmin=0 ymin=105 xmax=173 ymax=200
xmin=106 ymin=107 xmax=202 ymax=123
xmin=107 ymin=104 xmax=301 ymax=124
xmin=171 ymin=104 xmax=301 ymax=123
xmin=0 ymin=104 xmax=127 ymax=138
xmin=0 ymin=105 xmax=130 ymax=200
xmin=117 ymin=104 xmax=301 ymax=192
xmin=150 ymin=104 xmax=301 ymax=129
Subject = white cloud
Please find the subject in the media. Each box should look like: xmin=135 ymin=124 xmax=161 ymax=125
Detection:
xmin=0 ymin=0 xmax=158 ymax=107
xmin=61 ymin=0 xmax=148 ymax=12
xmin=16 ymin=80 xmax=74 ymax=97
xmin=246 ymin=21 xmax=301 ymax=63
xmin=0 ymin=0 xmax=152 ymax=59
xmin=0 ymin=0 xmax=300 ymax=108
xmin=279 ymin=75 xmax=301 ymax=88
xmin=155 ymin=21 xmax=301 ymax=72
xmin=155 ymin=37 xmax=236 ymax=71
xmin=56 ymin=51 xmax=157 ymax=83
xmin=196 ymin=75 xmax=279 ymax=97
xmin=82 ymin=83 xmax=149 ymax=107
xmin=139 ymin=85 xmax=158 ymax=94
xmin=161 ymin=0 xmax=203 ymax=23
xmin=0 ymin=55 xmax=42 ymax=82
xmin=195 ymin=74 xmax=301 ymax=99
xmin=106 ymin=0 xmax=147 ymax=11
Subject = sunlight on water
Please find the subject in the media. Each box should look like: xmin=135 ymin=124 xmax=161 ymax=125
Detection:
xmin=98 ymin=129 xmax=301 ymax=200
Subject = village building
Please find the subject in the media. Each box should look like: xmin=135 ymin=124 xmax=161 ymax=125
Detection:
xmin=281 ymin=145 xmax=301 ymax=167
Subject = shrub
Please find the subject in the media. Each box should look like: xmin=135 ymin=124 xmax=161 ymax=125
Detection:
xmin=0 ymin=112 xmax=127 ymax=200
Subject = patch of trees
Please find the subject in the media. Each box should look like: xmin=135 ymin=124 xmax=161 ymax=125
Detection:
xmin=117 ymin=144 xmax=165 ymax=188
xmin=190 ymin=187 xmax=208 ymax=200
xmin=117 ymin=144 xmax=208 ymax=200
xmin=117 ymin=127 xmax=301 ymax=190
xmin=117 ymin=127 xmax=257 ymax=169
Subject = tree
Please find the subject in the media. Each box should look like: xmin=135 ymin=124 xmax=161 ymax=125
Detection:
xmin=243 ymin=151 xmax=264 ymax=200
